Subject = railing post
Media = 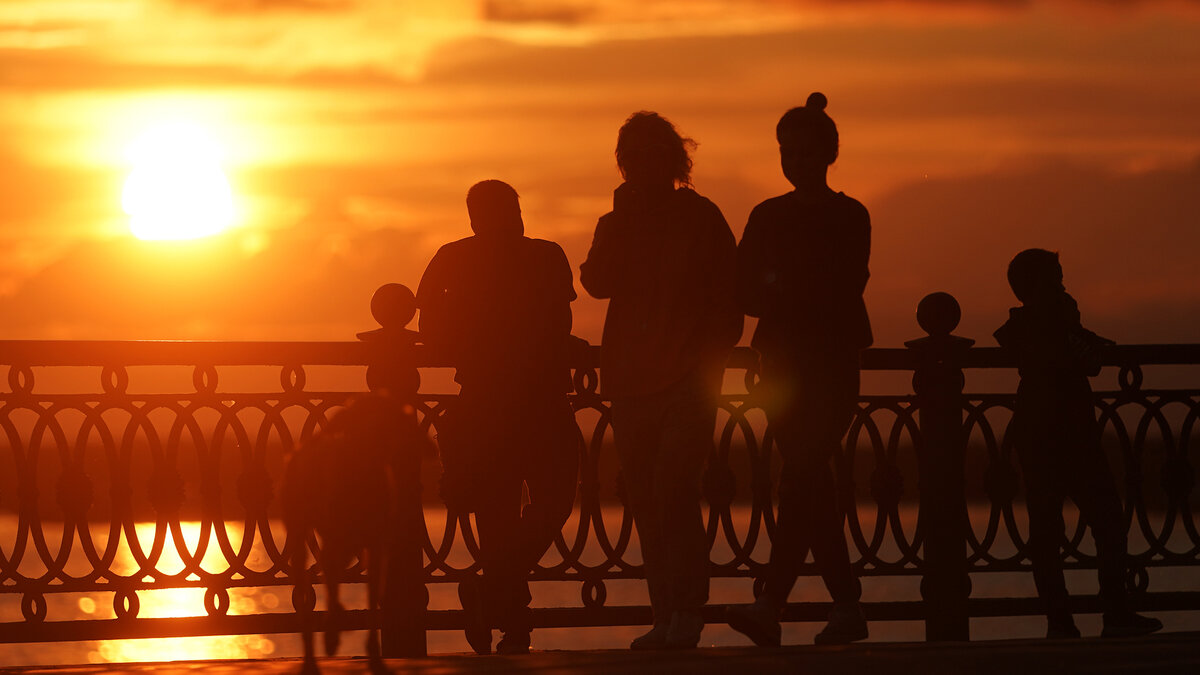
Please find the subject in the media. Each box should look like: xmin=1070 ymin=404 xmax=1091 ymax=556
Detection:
xmin=905 ymin=292 xmax=973 ymax=641
xmin=360 ymin=283 xmax=428 ymax=658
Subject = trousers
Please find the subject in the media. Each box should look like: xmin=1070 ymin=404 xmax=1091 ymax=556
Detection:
xmin=759 ymin=351 xmax=862 ymax=606
xmin=450 ymin=393 xmax=580 ymax=634
xmin=611 ymin=373 xmax=717 ymax=623
xmin=1015 ymin=399 xmax=1129 ymax=619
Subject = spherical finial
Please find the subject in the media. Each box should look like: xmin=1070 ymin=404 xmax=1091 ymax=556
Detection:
xmin=370 ymin=283 xmax=416 ymax=330
xmin=916 ymin=292 xmax=961 ymax=336
xmin=806 ymin=92 xmax=828 ymax=111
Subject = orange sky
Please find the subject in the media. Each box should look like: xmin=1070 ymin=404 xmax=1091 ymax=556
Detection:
xmin=1 ymin=0 xmax=1199 ymax=347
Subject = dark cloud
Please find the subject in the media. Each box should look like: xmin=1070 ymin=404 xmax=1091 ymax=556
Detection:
xmin=422 ymin=19 xmax=1200 ymax=88
xmin=796 ymin=0 xmax=1029 ymax=5
xmin=482 ymin=0 xmax=593 ymax=24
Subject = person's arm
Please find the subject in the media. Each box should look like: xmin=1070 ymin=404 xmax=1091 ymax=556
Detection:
xmin=822 ymin=200 xmax=871 ymax=308
xmin=1062 ymin=294 xmax=1115 ymax=376
xmin=703 ymin=205 xmax=744 ymax=351
xmin=843 ymin=202 xmax=871 ymax=297
xmin=736 ymin=204 xmax=777 ymax=318
xmin=580 ymin=213 xmax=626 ymax=299
xmin=550 ymin=243 xmax=576 ymax=337
xmin=416 ymin=249 xmax=452 ymax=352
xmin=995 ymin=309 xmax=1069 ymax=374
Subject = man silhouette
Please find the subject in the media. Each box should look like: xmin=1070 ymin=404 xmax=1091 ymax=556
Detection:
xmin=417 ymin=180 xmax=579 ymax=655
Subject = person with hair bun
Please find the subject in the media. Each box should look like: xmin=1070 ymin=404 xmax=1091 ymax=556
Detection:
xmin=727 ymin=93 xmax=871 ymax=646
xmin=581 ymin=112 xmax=742 ymax=650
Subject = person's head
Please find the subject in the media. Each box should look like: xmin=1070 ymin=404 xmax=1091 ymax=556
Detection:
xmin=1007 ymin=248 xmax=1065 ymax=305
xmin=776 ymin=92 xmax=839 ymax=188
xmin=615 ymin=111 xmax=695 ymax=189
xmin=466 ymin=180 xmax=523 ymax=238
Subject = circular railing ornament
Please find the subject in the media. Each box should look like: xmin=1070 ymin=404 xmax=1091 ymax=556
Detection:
xmin=114 ymin=588 xmax=141 ymax=621
xmin=20 ymin=592 xmax=48 ymax=623
xmin=204 ymin=587 xmax=231 ymax=616
xmin=916 ymin=292 xmax=961 ymax=337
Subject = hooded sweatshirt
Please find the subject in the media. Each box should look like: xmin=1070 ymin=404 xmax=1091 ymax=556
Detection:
xmin=993 ymin=292 xmax=1111 ymax=437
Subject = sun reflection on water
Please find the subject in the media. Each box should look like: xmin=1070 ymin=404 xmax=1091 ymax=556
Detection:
xmin=88 ymin=633 xmax=275 ymax=664
xmin=76 ymin=521 xmax=280 ymax=664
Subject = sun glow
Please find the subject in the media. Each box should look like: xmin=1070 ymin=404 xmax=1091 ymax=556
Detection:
xmin=122 ymin=122 xmax=235 ymax=240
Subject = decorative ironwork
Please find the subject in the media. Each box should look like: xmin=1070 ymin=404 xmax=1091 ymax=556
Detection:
xmin=0 ymin=313 xmax=1197 ymax=649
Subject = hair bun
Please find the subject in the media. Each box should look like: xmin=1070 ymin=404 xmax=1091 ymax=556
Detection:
xmin=805 ymin=92 xmax=828 ymax=111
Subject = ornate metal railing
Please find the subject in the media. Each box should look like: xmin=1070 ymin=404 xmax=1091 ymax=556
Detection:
xmin=0 ymin=292 xmax=1196 ymax=654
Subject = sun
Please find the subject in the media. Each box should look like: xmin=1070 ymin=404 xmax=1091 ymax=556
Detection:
xmin=122 ymin=122 xmax=235 ymax=240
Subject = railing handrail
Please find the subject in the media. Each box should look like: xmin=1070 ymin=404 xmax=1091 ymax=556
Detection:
xmin=0 ymin=340 xmax=1198 ymax=370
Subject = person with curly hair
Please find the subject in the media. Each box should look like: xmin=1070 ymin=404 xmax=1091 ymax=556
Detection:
xmin=581 ymin=112 xmax=742 ymax=650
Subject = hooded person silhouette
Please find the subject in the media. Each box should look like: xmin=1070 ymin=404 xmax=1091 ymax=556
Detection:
xmin=995 ymin=248 xmax=1162 ymax=639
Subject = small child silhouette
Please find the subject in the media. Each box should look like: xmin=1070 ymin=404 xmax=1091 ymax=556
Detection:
xmin=994 ymin=248 xmax=1162 ymax=639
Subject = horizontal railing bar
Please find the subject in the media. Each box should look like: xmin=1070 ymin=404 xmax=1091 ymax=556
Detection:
xmin=0 ymin=341 xmax=1197 ymax=370
xmin=0 ymin=341 xmax=392 ymax=367
xmin=0 ymin=603 xmax=911 ymax=643
xmin=3 ymin=591 xmax=1195 ymax=644
xmin=0 ymin=342 xmax=766 ymax=369
xmin=965 ymin=591 xmax=1200 ymax=617
xmin=3 ymin=389 xmax=1198 ymax=406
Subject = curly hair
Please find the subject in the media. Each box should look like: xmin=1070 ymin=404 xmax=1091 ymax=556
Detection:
xmin=615 ymin=111 xmax=696 ymax=187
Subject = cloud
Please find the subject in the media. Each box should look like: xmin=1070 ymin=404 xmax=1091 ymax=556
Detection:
xmin=177 ymin=0 xmax=355 ymax=11
xmin=482 ymin=0 xmax=593 ymax=24
xmin=0 ymin=214 xmax=438 ymax=340
xmin=1 ymin=0 xmax=1197 ymax=89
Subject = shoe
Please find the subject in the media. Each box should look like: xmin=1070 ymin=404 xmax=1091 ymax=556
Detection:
xmin=630 ymin=623 xmax=670 ymax=650
xmin=1101 ymin=611 xmax=1163 ymax=638
xmin=814 ymin=601 xmax=868 ymax=645
xmin=1046 ymin=616 xmax=1081 ymax=639
xmin=457 ymin=578 xmax=492 ymax=655
xmin=665 ymin=610 xmax=703 ymax=649
xmin=496 ymin=630 xmax=531 ymax=655
xmin=727 ymin=599 xmax=782 ymax=647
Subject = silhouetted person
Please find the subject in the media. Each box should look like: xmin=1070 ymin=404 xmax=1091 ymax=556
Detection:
xmin=417 ymin=180 xmax=580 ymax=655
xmin=994 ymin=248 xmax=1162 ymax=639
xmin=727 ymin=93 xmax=870 ymax=647
xmin=581 ymin=112 xmax=742 ymax=650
